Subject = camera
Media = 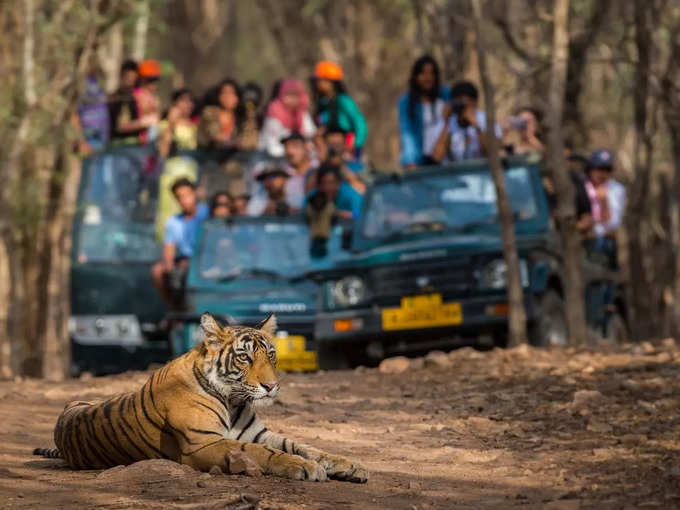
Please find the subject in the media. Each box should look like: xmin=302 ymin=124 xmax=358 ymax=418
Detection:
xmin=510 ymin=115 xmax=528 ymax=131
xmin=452 ymin=100 xmax=470 ymax=128
xmin=308 ymin=191 xmax=328 ymax=212
xmin=275 ymin=201 xmax=291 ymax=217
xmin=451 ymin=100 xmax=466 ymax=117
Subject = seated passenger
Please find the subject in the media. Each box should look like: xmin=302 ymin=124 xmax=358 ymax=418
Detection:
xmin=282 ymin=131 xmax=314 ymax=208
xmin=210 ymin=191 xmax=232 ymax=219
xmin=158 ymin=88 xmax=198 ymax=157
xmin=307 ymin=127 xmax=366 ymax=195
xmin=77 ymin=67 xmax=110 ymax=154
xmin=240 ymin=81 xmax=263 ymax=151
xmin=432 ymin=81 xmax=502 ymax=163
xmin=259 ymin=78 xmax=316 ymax=158
xmin=503 ymin=106 xmax=544 ymax=159
xmin=247 ymin=165 xmax=298 ymax=217
xmin=228 ymin=179 xmax=250 ymax=216
xmin=311 ymin=61 xmax=367 ymax=159
xmin=108 ymin=59 xmax=142 ymax=145
xmin=398 ymin=55 xmax=450 ymax=169
xmin=305 ymin=163 xmax=363 ymax=221
xmin=197 ymin=79 xmax=244 ymax=151
xmin=133 ymin=59 xmax=162 ymax=144
xmin=151 ymin=178 xmax=209 ymax=309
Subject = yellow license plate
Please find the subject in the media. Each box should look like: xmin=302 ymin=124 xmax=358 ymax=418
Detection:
xmin=272 ymin=336 xmax=318 ymax=372
xmin=381 ymin=294 xmax=462 ymax=331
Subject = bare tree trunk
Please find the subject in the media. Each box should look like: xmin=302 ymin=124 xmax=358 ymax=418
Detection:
xmin=546 ymin=0 xmax=588 ymax=345
xmin=471 ymin=0 xmax=527 ymax=346
xmin=132 ymin=0 xmax=149 ymax=61
xmin=162 ymin=0 xmax=234 ymax=93
xmin=0 ymin=238 xmax=11 ymax=379
xmin=563 ymin=0 xmax=612 ymax=143
xmin=99 ymin=22 xmax=123 ymax=93
xmin=662 ymin=22 xmax=680 ymax=339
xmin=626 ymin=0 xmax=655 ymax=340
xmin=0 ymin=1 xmax=136 ymax=379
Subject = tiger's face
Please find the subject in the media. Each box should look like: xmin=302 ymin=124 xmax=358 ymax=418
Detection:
xmin=198 ymin=312 xmax=279 ymax=407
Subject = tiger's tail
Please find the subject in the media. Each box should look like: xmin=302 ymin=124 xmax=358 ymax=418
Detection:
xmin=33 ymin=447 xmax=62 ymax=459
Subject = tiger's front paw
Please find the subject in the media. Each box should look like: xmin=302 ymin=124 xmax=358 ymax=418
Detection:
xmin=321 ymin=455 xmax=369 ymax=483
xmin=269 ymin=454 xmax=327 ymax=482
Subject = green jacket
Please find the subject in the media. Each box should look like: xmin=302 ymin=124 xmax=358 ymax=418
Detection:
xmin=319 ymin=93 xmax=368 ymax=149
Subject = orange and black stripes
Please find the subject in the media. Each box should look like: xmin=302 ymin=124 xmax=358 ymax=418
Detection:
xmin=34 ymin=313 xmax=367 ymax=483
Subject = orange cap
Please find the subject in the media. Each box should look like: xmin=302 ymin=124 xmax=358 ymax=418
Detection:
xmin=314 ymin=60 xmax=343 ymax=81
xmin=138 ymin=59 xmax=161 ymax=78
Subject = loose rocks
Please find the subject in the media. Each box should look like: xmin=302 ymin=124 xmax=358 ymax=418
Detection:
xmin=378 ymin=356 xmax=411 ymax=374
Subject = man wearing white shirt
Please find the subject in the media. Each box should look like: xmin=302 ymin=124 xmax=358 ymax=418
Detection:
xmin=432 ymin=81 xmax=502 ymax=163
xmin=584 ymin=148 xmax=626 ymax=240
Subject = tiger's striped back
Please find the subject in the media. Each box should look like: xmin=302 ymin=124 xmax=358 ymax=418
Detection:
xmin=51 ymin=376 xmax=176 ymax=469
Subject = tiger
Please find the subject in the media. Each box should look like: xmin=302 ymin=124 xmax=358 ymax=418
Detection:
xmin=34 ymin=312 xmax=368 ymax=483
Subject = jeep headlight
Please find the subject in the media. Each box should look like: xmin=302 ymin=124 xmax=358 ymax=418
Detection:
xmin=68 ymin=315 xmax=143 ymax=345
xmin=479 ymin=259 xmax=529 ymax=289
xmin=330 ymin=276 xmax=367 ymax=307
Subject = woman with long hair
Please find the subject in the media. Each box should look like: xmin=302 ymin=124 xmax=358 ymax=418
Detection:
xmin=197 ymin=78 xmax=244 ymax=150
xmin=398 ymin=55 xmax=450 ymax=168
xmin=311 ymin=61 xmax=367 ymax=158
xmin=158 ymin=88 xmax=197 ymax=157
xmin=259 ymin=78 xmax=316 ymax=157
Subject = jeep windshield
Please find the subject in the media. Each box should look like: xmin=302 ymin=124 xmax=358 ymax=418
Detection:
xmin=76 ymin=150 xmax=161 ymax=263
xmin=197 ymin=220 xmax=313 ymax=281
xmin=361 ymin=166 xmax=538 ymax=241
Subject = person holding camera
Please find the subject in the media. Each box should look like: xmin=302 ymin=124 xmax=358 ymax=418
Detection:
xmin=307 ymin=127 xmax=366 ymax=195
xmin=432 ymin=81 xmax=502 ymax=163
xmin=503 ymin=106 xmax=544 ymax=158
xmin=305 ymin=163 xmax=364 ymax=254
xmin=305 ymin=163 xmax=363 ymax=221
xmin=247 ymin=164 xmax=299 ymax=217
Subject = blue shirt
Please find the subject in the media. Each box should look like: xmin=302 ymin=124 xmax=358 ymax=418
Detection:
xmin=164 ymin=203 xmax=209 ymax=257
xmin=398 ymin=87 xmax=450 ymax=167
xmin=305 ymin=183 xmax=364 ymax=219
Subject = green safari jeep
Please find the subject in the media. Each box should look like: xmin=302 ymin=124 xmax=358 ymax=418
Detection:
xmin=169 ymin=216 xmax=348 ymax=371
xmin=313 ymin=159 xmax=627 ymax=369
xmin=70 ymin=147 xmax=170 ymax=375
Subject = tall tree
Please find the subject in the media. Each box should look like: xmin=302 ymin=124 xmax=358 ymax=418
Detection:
xmin=545 ymin=0 xmax=588 ymax=345
xmin=660 ymin=7 xmax=680 ymax=338
xmin=0 ymin=0 xmax=135 ymax=379
xmin=625 ymin=0 xmax=655 ymax=340
xmin=471 ymin=0 xmax=528 ymax=346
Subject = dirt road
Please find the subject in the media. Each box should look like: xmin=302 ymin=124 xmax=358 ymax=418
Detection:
xmin=1 ymin=341 xmax=679 ymax=509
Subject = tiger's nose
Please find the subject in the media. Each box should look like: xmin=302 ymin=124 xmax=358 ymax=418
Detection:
xmin=261 ymin=382 xmax=278 ymax=393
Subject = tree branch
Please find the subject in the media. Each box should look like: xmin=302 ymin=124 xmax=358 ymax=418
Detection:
xmin=491 ymin=11 xmax=536 ymax=63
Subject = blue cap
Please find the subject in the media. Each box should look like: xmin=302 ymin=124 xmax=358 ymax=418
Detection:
xmin=588 ymin=148 xmax=614 ymax=169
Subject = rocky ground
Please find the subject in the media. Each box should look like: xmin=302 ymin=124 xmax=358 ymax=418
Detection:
xmin=0 ymin=340 xmax=679 ymax=509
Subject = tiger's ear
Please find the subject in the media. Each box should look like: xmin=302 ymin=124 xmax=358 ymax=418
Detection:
xmin=200 ymin=312 xmax=223 ymax=347
xmin=257 ymin=313 xmax=277 ymax=337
